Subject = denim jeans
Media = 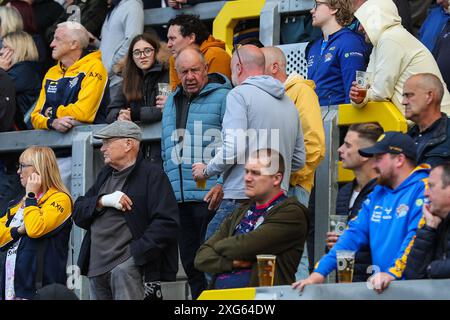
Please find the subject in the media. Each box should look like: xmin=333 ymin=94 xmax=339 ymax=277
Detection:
xmin=288 ymin=185 xmax=311 ymax=280
xmin=204 ymin=199 xmax=242 ymax=241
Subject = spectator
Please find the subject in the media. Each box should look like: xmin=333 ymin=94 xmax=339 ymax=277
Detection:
xmin=329 ymin=123 xmax=383 ymax=282
xmin=167 ymin=14 xmax=231 ymax=91
xmin=45 ymin=0 xmax=108 ymax=45
xmin=73 ymin=121 xmax=179 ymax=300
xmin=8 ymin=0 xmax=47 ymax=72
xmin=293 ymin=132 xmax=428 ymax=293
xmin=192 ymin=45 xmax=305 ymax=241
xmin=97 ymin=0 xmax=144 ymax=100
xmin=433 ymin=9 xmax=450 ymax=88
xmin=0 ymin=31 xmax=41 ymax=129
xmin=0 ymin=5 xmax=23 ymax=47
xmin=0 ymin=69 xmax=22 ymax=216
xmin=195 ymin=149 xmax=309 ymax=289
xmin=419 ymin=0 xmax=449 ymax=52
xmin=32 ymin=0 xmax=64 ymax=39
xmin=31 ymin=21 xmax=108 ymax=189
xmin=306 ymin=0 xmax=367 ymax=106
xmin=31 ymin=21 xmax=108 ymax=130
xmin=404 ymin=162 xmax=450 ymax=279
xmin=32 ymin=283 xmax=79 ymax=300
xmin=107 ymin=33 xmax=168 ymax=164
xmin=351 ymin=0 xmax=414 ymax=35
xmin=0 ymin=146 xmax=73 ymax=300
xmin=262 ymin=46 xmax=325 ymax=280
xmin=161 ymin=46 xmax=231 ymax=299
xmin=404 ymin=73 xmax=450 ymax=167
xmin=350 ymin=0 xmax=450 ymax=115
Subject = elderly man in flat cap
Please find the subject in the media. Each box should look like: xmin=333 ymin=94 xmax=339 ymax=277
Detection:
xmin=73 ymin=121 xmax=180 ymax=300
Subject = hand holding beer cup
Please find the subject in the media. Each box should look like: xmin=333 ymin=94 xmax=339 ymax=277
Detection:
xmin=350 ymin=71 xmax=373 ymax=104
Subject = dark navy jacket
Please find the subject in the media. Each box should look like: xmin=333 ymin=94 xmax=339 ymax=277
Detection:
xmin=8 ymin=62 xmax=41 ymax=129
xmin=334 ymin=178 xmax=377 ymax=282
xmin=73 ymin=154 xmax=180 ymax=282
xmin=307 ymin=28 xmax=367 ymax=106
xmin=405 ymin=215 xmax=450 ymax=279
xmin=408 ymin=113 xmax=450 ymax=167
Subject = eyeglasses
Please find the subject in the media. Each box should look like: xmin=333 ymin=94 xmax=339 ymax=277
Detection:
xmin=313 ymin=0 xmax=330 ymax=10
xmin=233 ymin=43 xmax=243 ymax=66
xmin=17 ymin=163 xmax=33 ymax=171
xmin=132 ymin=47 xmax=155 ymax=58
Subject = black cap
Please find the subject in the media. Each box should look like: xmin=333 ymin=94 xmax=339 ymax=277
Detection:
xmin=358 ymin=131 xmax=417 ymax=161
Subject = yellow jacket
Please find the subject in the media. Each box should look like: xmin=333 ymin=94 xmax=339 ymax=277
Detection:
xmin=0 ymin=188 xmax=72 ymax=246
xmin=286 ymin=73 xmax=326 ymax=192
xmin=169 ymin=35 xmax=232 ymax=90
xmin=31 ymin=50 xmax=108 ymax=129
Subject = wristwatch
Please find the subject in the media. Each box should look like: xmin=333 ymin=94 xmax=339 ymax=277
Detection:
xmin=202 ymin=167 xmax=209 ymax=179
xmin=27 ymin=192 xmax=36 ymax=199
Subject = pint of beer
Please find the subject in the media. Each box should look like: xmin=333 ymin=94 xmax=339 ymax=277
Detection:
xmin=196 ymin=179 xmax=207 ymax=190
xmin=336 ymin=250 xmax=355 ymax=283
xmin=257 ymin=254 xmax=276 ymax=287
xmin=355 ymin=71 xmax=373 ymax=99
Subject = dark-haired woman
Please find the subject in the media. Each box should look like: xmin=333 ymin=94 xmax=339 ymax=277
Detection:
xmin=106 ymin=33 xmax=169 ymax=165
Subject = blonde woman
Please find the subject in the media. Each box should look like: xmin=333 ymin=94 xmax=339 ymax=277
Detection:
xmin=0 ymin=6 xmax=23 ymax=45
xmin=0 ymin=31 xmax=41 ymax=129
xmin=0 ymin=146 xmax=73 ymax=300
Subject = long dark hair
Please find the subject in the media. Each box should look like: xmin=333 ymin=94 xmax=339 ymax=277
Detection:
xmin=123 ymin=33 xmax=160 ymax=103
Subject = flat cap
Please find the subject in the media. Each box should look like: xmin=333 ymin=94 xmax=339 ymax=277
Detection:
xmin=93 ymin=120 xmax=142 ymax=141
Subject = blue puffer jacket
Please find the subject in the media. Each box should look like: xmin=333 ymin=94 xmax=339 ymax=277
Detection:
xmin=161 ymin=73 xmax=231 ymax=202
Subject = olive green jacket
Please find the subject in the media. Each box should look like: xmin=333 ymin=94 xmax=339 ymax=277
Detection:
xmin=195 ymin=197 xmax=309 ymax=287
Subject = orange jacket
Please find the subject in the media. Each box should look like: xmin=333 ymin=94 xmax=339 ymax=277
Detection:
xmin=169 ymin=35 xmax=231 ymax=90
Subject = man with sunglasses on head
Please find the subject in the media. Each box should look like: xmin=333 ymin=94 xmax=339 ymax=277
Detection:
xmin=307 ymin=0 xmax=367 ymax=106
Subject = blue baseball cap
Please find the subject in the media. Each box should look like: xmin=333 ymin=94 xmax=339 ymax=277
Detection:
xmin=358 ymin=131 xmax=417 ymax=161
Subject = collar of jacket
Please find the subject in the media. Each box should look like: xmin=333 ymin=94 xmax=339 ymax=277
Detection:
xmin=409 ymin=112 xmax=448 ymax=147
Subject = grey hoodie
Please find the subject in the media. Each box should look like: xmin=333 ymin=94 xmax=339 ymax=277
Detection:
xmin=99 ymin=0 xmax=144 ymax=87
xmin=206 ymin=75 xmax=306 ymax=199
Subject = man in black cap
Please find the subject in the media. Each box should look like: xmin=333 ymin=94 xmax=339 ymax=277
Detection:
xmin=293 ymin=131 xmax=429 ymax=294
xmin=72 ymin=120 xmax=180 ymax=300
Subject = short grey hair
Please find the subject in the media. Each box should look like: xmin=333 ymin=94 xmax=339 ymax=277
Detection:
xmin=57 ymin=21 xmax=90 ymax=49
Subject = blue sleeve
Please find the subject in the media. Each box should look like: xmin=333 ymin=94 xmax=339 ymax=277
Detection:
xmin=339 ymin=35 xmax=368 ymax=103
xmin=388 ymin=184 xmax=427 ymax=279
xmin=314 ymin=195 xmax=371 ymax=276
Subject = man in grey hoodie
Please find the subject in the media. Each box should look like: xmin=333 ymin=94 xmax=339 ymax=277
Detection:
xmin=193 ymin=45 xmax=306 ymax=241
xmin=97 ymin=0 xmax=144 ymax=99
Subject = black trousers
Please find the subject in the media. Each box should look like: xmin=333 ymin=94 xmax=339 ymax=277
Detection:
xmin=178 ymin=202 xmax=214 ymax=300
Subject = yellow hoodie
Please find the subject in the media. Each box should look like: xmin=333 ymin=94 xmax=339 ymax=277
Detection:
xmin=286 ymin=73 xmax=326 ymax=192
xmin=0 ymin=188 xmax=72 ymax=246
xmin=353 ymin=0 xmax=450 ymax=114
xmin=31 ymin=50 xmax=108 ymax=129
xmin=169 ymin=35 xmax=232 ymax=90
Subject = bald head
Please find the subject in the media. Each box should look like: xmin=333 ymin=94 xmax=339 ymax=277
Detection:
xmin=261 ymin=46 xmax=287 ymax=81
xmin=231 ymin=45 xmax=266 ymax=86
xmin=409 ymin=73 xmax=445 ymax=104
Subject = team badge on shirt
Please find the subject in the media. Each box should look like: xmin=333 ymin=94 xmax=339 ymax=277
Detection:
xmin=324 ymin=53 xmax=333 ymax=62
xmin=396 ymin=204 xmax=409 ymax=218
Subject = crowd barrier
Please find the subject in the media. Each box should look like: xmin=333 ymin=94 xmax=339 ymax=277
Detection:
xmin=198 ymin=279 xmax=450 ymax=300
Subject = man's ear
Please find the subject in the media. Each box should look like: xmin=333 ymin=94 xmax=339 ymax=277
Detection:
xmin=273 ymin=172 xmax=283 ymax=187
xmin=189 ymin=33 xmax=196 ymax=45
